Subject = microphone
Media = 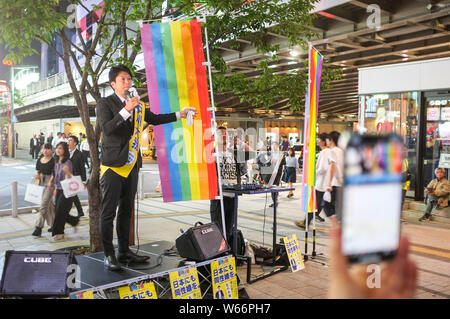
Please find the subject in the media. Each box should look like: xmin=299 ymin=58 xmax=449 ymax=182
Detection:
xmin=124 ymin=90 xmax=132 ymax=101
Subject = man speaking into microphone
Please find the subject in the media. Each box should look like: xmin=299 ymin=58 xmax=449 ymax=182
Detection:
xmin=96 ymin=65 xmax=196 ymax=271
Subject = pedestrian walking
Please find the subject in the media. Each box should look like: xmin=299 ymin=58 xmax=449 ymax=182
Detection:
xmin=68 ymin=136 xmax=86 ymax=217
xmin=282 ymin=147 xmax=299 ymax=198
xmin=29 ymin=134 xmax=40 ymax=159
xmin=296 ymin=133 xmax=329 ymax=228
xmin=322 ymin=131 xmax=344 ymax=219
xmin=80 ymin=135 xmax=90 ymax=169
xmin=47 ymin=142 xmax=79 ymax=241
xmin=281 ymin=136 xmax=290 ymax=152
xmin=52 ymin=132 xmax=62 ymax=150
xmin=31 ymin=143 xmax=55 ymax=237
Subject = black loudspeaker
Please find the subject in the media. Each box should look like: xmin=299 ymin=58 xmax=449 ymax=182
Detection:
xmin=0 ymin=250 xmax=77 ymax=297
xmin=176 ymin=222 xmax=230 ymax=261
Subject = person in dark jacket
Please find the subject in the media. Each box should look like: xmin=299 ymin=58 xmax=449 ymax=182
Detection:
xmin=97 ymin=64 xmax=196 ymax=271
xmin=67 ymin=135 xmax=86 ymax=217
xmin=30 ymin=134 xmax=40 ymax=159
xmin=258 ymin=142 xmax=286 ymax=207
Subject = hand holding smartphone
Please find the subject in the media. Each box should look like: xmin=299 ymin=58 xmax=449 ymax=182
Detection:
xmin=339 ymin=134 xmax=403 ymax=264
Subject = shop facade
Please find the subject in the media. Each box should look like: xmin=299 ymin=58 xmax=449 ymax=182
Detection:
xmin=358 ymin=57 xmax=450 ymax=201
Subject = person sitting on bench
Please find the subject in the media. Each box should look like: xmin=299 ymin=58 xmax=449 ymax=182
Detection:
xmin=420 ymin=167 xmax=450 ymax=221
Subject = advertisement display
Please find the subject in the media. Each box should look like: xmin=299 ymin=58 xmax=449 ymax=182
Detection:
xmin=282 ymin=234 xmax=305 ymax=272
xmin=169 ymin=268 xmax=202 ymax=299
xmin=427 ymin=107 xmax=440 ymax=121
xmin=210 ymin=257 xmax=238 ymax=299
xmin=119 ymin=282 xmax=158 ymax=299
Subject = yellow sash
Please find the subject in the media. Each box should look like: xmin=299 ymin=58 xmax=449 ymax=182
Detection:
xmin=101 ymin=103 xmax=145 ymax=178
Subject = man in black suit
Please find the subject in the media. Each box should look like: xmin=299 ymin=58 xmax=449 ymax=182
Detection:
xmin=67 ymin=136 xmax=86 ymax=217
xmin=29 ymin=134 xmax=39 ymax=159
xmin=96 ymin=65 xmax=196 ymax=271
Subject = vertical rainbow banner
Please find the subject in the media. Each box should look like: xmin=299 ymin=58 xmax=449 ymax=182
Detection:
xmin=141 ymin=20 xmax=218 ymax=202
xmin=302 ymin=46 xmax=323 ymax=213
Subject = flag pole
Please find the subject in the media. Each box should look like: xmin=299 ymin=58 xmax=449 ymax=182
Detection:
xmin=201 ymin=15 xmax=227 ymax=241
xmin=304 ymin=42 xmax=313 ymax=261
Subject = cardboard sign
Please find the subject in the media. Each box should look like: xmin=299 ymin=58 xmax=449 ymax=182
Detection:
xmin=282 ymin=234 xmax=305 ymax=272
xmin=169 ymin=268 xmax=202 ymax=299
xmin=210 ymin=257 xmax=238 ymax=299
xmin=119 ymin=282 xmax=158 ymax=299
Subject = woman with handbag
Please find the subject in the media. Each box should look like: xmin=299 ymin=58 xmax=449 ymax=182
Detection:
xmin=283 ymin=147 xmax=299 ymax=198
xmin=31 ymin=143 xmax=56 ymax=237
xmin=47 ymin=142 xmax=80 ymax=241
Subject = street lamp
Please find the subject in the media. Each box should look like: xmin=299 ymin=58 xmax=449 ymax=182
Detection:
xmin=9 ymin=65 xmax=39 ymax=158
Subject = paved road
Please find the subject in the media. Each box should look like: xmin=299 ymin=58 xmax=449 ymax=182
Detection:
xmin=0 ymin=158 xmax=162 ymax=210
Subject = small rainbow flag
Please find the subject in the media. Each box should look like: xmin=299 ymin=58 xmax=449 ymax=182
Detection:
xmin=141 ymin=20 xmax=218 ymax=202
xmin=302 ymin=46 xmax=323 ymax=213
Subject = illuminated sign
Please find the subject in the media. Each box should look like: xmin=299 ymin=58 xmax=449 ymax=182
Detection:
xmin=2 ymin=58 xmax=14 ymax=66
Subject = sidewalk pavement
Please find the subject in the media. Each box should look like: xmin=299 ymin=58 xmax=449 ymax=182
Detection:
xmin=0 ymin=184 xmax=449 ymax=299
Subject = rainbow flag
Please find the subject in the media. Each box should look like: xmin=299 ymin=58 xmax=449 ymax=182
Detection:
xmin=141 ymin=20 xmax=218 ymax=202
xmin=302 ymin=46 xmax=323 ymax=213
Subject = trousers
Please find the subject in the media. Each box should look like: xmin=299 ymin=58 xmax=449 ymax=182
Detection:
xmin=100 ymin=164 xmax=139 ymax=256
xmin=52 ymin=189 xmax=78 ymax=236
xmin=35 ymin=174 xmax=55 ymax=228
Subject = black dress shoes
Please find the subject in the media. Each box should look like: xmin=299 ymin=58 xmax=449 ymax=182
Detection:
xmin=104 ymin=255 xmax=122 ymax=271
xmin=118 ymin=250 xmax=150 ymax=264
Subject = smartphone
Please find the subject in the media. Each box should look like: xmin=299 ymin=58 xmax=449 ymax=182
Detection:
xmin=340 ymin=134 xmax=403 ymax=264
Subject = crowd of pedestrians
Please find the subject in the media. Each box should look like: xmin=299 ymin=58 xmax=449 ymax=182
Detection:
xmin=30 ymin=131 xmax=90 ymax=241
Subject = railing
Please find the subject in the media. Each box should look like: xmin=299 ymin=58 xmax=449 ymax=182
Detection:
xmin=20 ymin=50 xmax=125 ymax=98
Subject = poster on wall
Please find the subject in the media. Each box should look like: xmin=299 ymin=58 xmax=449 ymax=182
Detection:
xmin=441 ymin=107 xmax=450 ymax=121
xmin=427 ymin=107 xmax=440 ymax=121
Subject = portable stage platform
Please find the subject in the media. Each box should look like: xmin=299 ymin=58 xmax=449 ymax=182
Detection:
xmin=71 ymin=241 xmax=232 ymax=299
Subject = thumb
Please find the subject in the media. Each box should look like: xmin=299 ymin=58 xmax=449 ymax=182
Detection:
xmin=329 ymin=217 xmax=350 ymax=278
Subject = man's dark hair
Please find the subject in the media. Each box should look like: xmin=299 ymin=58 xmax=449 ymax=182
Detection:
xmin=329 ymin=131 xmax=340 ymax=146
xmin=109 ymin=65 xmax=132 ymax=83
xmin=68 ymin=135 xmax=79 ymax=145
xmin=318 ymin=133 xmax=328 ymax=143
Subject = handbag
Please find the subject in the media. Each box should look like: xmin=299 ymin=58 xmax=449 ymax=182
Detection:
xmin=281 ymin=167 xmax=288 ymax=183
xmin=323 ymin=191 xmax=332 ymax=203
xmin=24 ymin=184 xmax=45 ymax=205
xmin=60 ymin=175 xmax=83 ymax=198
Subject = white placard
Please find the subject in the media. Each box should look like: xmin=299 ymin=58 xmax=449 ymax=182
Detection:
xmin=439 ymin=153 xmax=450 ymax=169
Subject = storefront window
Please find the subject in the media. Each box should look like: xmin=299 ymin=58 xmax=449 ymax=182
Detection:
xmin=423 ymin=95 xmax=450 ymax=188
xmin=361 ymin=92 xmax=419 ymax=197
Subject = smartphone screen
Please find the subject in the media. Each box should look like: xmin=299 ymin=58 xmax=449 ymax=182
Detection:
xmin=340 ymin=134 xmax=403 ymax=263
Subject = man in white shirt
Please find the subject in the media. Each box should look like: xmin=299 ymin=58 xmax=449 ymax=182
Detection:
xmin=52 ymin=132 xmax=62 ymax=150
xmin=323 ymin=131 xmax=344 ymax=218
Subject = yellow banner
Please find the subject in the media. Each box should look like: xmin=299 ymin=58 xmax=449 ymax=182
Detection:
xmin=67 ymin=290 xmax=94 ymax=299
xmin=119 ymin=282 xmax=158 ymax=299
xmin=169 ymin=268 xmax=202 ymax=299
xmin=210 ymin=257 xmax=238 ymax=299
xmin=283 ymin=234 xmax=305 ymax=272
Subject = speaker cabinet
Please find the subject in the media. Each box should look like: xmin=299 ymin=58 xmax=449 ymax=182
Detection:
xmin=0 ymin=250 xmax=77 ymax=297
xmin=176 ymin=222 xmax=230 ymax=261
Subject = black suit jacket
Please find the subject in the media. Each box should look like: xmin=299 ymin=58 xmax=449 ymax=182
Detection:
xmin=70 ymin=149 xmax=87 ymax=182
xmin=30 ymin=138 xmax=38 ymax=149
xmin=96 ymin=94 xmax=177 ymax=167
